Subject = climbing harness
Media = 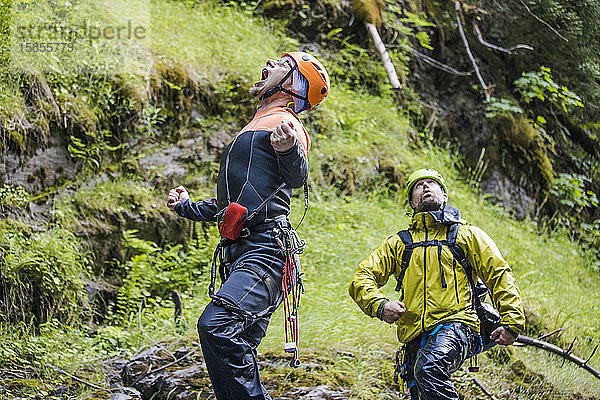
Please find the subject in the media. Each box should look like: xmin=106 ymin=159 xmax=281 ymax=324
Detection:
xmin=207 ymin=182 xmax=309 ymax=367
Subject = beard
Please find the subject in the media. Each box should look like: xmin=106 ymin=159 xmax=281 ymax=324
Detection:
xmin=249 ymin=84 xmax=263 ymax=98
xmin=414 ymin=197 xmax=444 ymax=212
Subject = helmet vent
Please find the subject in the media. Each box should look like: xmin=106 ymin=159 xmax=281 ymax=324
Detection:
xmin=311 ymin=62 xmax=322 ymax=71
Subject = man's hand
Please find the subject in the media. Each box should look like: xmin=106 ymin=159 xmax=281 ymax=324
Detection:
xmin=382 ymin=300 xmax=406 ymax=324
xmin=490 ymin=326 xmax=516 ymax=346
xmin=270 ymin=121 xmax=297 ymax=152
xmin=167 ymin=186 xmax=189 ymax=210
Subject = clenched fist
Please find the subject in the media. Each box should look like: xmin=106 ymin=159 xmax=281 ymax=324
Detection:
xmin=167 ymin=185 xmax=189 ymax=210
xmin=270 ymin=120 xmax=298 ymax=152
xmin=382 ymin=300 xmax=406 ymax=324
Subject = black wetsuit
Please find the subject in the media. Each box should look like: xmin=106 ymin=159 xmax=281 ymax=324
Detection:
xmin=174 ymin=106 xmax=309 ymax=400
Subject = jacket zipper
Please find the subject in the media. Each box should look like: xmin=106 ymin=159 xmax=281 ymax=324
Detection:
xmin=453 ymin=259 xmax=459 ymax=304
xmin=422 ymin=214 xmax=428 ymax=332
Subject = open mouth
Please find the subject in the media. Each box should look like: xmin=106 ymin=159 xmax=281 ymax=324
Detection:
xmin=261 ymin=68 xmax=268 ymax=80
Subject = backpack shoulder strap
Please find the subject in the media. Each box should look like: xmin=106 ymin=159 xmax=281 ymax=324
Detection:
xmin=395 ymin=230 xmax=414 ymax=292
xmin=446 ymin=223 xmax=483 ymax=307
xmin=445 ymin=223 xmax=471 ymax=276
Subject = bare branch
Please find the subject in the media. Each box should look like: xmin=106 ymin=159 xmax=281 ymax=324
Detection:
xmin=46 ymin=363 xmax=114 ymax=392
xmin=365 ymin=22 xmax=402 ymax=89
xmin=537 ymin=328 xmax=566 ymax=341
xmin=472 ymin=22 xmax=534 ymax=54
xmin=561 ymin=337 xmax=577 ymax=367
xmin=400 ymin=45 xmax=472 ymax=76
xmin=516 ymin=335 xmax=600 ymax=380
xmin=583 ymin=345 xmax=599 ymax=367
xmin=519 ymin=0 xmax=568 ymax=42
xmin=454 ymin=1 xmax=492 ymax=101
xmin=171 ymin=290 xmax=185 ymax=328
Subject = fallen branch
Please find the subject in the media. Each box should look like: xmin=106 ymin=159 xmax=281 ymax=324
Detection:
xmin=519 ymin=0 xmax=568 ymax=42
xmin=0 ymin=368 xmax=31 ymax=379
xmin=365 ymin=22 xmax=402 ymax=88
xmin=516 ymin=335 xmax=600 ymax=380
xmin=472 ymin=22 xmax=533 ymax=54
xmin=46 ymin=363 xmax=114 ymax=392
xmin=454 ymin=1 xmax=492 ymax=101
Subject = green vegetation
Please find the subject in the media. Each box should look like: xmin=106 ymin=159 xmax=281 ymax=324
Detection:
xmin=1 ymin=0 xmax=599 ymax=399
xmin=111 ymin=229 xmax=217 ymax=322
xmin=0 ymin=219 xmax=91 ymax=326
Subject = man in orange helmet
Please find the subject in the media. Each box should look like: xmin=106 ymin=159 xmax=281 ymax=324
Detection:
xmin=167 ymin=52 xmax=329 ymax=400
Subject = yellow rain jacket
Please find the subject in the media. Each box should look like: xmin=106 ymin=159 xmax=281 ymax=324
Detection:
xmin=348 ymin=206 xmax=525 ymax=343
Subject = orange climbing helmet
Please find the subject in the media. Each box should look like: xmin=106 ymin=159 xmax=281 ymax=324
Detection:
xmin=260 ymin=51 xmax=330 ymax=113
xmin=282 ymin=51 xmax=330 ymax=111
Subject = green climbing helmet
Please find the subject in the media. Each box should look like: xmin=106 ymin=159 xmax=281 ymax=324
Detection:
xmin=405 ymin=168 xmax=448 ymax=203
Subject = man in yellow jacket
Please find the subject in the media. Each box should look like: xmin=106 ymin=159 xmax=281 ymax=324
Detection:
xmin=348 ymin=169 xmax=525 ymax=399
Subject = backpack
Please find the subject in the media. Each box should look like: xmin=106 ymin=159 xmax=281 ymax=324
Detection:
xmin=396 ymin=221 xmax=502 ymax=352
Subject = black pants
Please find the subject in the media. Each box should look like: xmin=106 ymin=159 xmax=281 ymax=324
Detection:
xmin=197 ymin=226 xmax=286 ymax=400
xmin=403 ymin=322 xmax=481 ymax=400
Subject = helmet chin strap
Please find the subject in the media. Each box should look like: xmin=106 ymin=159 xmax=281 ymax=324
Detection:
xmin=259 ymin=65 xmax=309 ymax=104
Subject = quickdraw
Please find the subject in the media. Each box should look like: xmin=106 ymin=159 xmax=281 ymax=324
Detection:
xmin=394 ymin=345 xmax=406 ymax=392
xmin=278 ymin=226 xmax=305 ymax=368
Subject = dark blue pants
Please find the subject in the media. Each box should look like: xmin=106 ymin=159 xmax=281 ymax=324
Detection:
xmin=404 ymin=322 xmax=480 ymax=400
xmin=197 ymin=227 xmax=285 ymax=400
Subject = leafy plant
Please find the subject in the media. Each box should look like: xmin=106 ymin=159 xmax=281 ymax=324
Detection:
xmin=137 ymin=105 xmax=166 ymax=137
xmin=544 ymin=172 xmax=600 ymax=266
xmin=514 ymin=66 xmax=584 ymax=112
xmin=111 ymin=229 xmax=216 ymax=322
xmin=485 ymin=97 xmax=524 ymax=118
xmin=0 ymin=185 xmax=30 ymax=208
xmin=68 ymin=130 xmax=125 ymax=172
xmin=550 ymin=173 xmax=598 ymax=211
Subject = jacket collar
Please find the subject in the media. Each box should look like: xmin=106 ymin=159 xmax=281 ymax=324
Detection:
xmin=409 ymin=204 xmax=462 ymax=230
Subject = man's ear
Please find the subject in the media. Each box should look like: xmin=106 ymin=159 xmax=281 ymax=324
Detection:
xmin=443 ymin=192 xmax=448 ymax=203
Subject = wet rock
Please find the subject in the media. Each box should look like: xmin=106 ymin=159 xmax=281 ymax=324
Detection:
xmin=206 ymin=129 xmax=232 ymax=153
xmin=110 ymin=393 xmax=138 ymax=400
xmin=138 ymin=145 xmax=188 ymax=183
xmin=0 ymin=134 xmax=79 ymax=193
xmin=85 ymin=278 xmax=118 ymax=324
xmin=117 ymin=345 xmax=210 ymax=400
xmin=282 ymin=385 xmax=351 ymax=400
xmin=481 ymin=170 xmax=536 ymax=219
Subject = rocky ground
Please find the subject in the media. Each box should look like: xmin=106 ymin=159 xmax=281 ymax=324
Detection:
xmin=102 ymin=343 xmax=365 ymax=400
